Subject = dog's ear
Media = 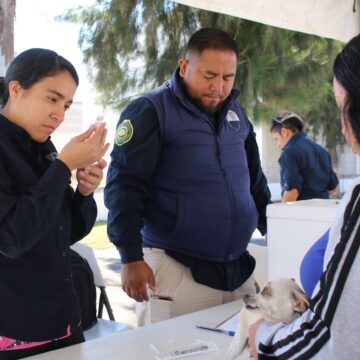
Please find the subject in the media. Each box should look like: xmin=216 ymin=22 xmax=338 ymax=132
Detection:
xmin=291 ymin=284 xmax=310 ymax=314
xmin=293 ymin=297 xmax=309 ymax=313
xmin=243 ymin=281 xmax=260 ymax=298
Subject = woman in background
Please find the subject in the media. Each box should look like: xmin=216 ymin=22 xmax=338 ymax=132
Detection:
xmin=0 ymin=48 xmax=109 ymax=359
xmin=249 ymin=34 xmax=360 ymax=359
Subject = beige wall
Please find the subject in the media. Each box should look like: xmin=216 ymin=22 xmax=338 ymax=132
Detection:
xmin=260 ymin=122 xmax=281 ymax=183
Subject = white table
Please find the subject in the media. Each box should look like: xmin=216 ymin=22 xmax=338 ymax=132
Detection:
xmin=267 ymin=199 xmax=339 ymax=283
xmin=28 ymin=300 xmax=242 ymax=359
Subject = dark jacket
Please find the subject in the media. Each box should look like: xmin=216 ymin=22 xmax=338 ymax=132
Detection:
xmin=280 ymin=132 xmax=338 ymax=200
xmin=105 ymin=70 xmax=271 ymax=264
xmin=0 ymin=115 xmax=97 ymax=341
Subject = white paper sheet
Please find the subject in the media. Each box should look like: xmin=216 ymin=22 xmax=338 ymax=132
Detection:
xmin=215 ymin=311 xmax=240 ymax=332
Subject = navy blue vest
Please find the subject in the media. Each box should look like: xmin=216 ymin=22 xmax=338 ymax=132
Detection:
xmin=142 ymin=71 xmax=258 ymax=261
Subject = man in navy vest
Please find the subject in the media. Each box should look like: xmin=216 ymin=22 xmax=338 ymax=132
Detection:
xmin=105 ymin=28 xmax=271 ymax=326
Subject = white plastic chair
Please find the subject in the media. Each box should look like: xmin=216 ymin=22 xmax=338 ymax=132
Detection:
xmin=82 ymin=318 xmax=128 ymax=341
xmin=71 ymin=242 xmax=116 ymax=320
xmin=71 ymin=242 xmax=128 ymax=341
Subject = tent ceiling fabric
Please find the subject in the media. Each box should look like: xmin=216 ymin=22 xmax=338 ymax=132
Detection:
xmin=173 ymin=0 xmax=360 ymax=42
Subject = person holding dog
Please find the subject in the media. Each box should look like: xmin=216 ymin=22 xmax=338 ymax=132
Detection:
xmin=271 ymin=111 xmax=338 ymax=202
xmin=0 ymin=48 xmax=109 ymax=359
xmin=105 ymin=27 xmax=271 ymax=326
xmin=248 ymin=34 xmax=360 ymax=360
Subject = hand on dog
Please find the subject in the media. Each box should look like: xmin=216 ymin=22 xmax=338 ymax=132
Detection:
xmin=248 ymin=319 xmax=264 ymax=359
xmin=121 ymin=261 xmax=156 ymax=302
xmin=226 ymin=279 xmax=309 ymax=360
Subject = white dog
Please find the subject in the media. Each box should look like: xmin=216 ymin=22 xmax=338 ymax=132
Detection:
xmin=225 ymin=278 xmax=309 ymax=360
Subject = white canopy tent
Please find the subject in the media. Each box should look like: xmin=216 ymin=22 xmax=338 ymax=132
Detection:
xmin=174 ymin=0 xmax=360 ymax=42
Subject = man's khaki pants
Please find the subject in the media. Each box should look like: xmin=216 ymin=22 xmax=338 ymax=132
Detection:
xmin=136 ymin=248 xmax=258 ymax=327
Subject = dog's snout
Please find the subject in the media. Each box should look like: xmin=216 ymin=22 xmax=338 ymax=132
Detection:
xmin=243 ymin=293 xmax=251 ymax=300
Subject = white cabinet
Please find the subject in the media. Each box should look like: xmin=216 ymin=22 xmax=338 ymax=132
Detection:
xmin=266 ymin=199 xmax=339 ymax=283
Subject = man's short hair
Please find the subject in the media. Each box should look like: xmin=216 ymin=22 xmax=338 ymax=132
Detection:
xmin=271 ymin=111 xmax=304 ymax=133
xmin=185 ymin=28 xmax=238 ymax=58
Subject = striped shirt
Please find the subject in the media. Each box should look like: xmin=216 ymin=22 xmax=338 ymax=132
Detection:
xmin=256 ymin=177 xmax=360 ymax=359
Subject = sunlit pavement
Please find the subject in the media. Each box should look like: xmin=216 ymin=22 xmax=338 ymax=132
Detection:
xmin=94 ymin=248 xmax=137 ymax=329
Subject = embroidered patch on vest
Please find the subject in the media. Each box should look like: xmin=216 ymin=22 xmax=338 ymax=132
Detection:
xmin=226 ymin=110 xmax=241 ymax=131
xmin=115 ymin=119 xmax=134 ymax=146
xmin=226 ymin=110 xmax=240 ymax=122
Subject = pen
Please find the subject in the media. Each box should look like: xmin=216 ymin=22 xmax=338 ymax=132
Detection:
xmin=196 ymin=325 xmax=235 ymax=337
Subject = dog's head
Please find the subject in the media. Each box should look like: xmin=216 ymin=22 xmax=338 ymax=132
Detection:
xmin=244 ymin=278 xmax=309 ymax=324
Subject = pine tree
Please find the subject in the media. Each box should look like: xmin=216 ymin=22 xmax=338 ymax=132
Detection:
xmin=0 ymin=0 xmax=16 ymax=73
xmin=61 ymin=0 xmax=343 ymax=148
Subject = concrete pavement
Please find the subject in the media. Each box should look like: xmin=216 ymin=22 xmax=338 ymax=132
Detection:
xmin=94 ymin=248 xmax=137 ymax=329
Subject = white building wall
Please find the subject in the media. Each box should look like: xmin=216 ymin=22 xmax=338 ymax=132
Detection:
xmin=51 ymin=102 xmax=119 ymax=221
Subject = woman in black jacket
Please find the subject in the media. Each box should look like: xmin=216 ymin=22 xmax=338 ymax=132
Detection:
xmin=0 ymin=48 xmax=109 ymax=359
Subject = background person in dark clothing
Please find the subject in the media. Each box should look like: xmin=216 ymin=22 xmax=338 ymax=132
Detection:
xmin=0 ymin=48 xmax=109 ymax=359
xmin=271 ymin=111 xmax=338 ymax=202
xmin=105 ymin=28 xmax=271 ymax=326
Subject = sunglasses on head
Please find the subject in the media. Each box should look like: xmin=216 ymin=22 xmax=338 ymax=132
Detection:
xmin=271 ymin=113 xmax=303 ymax=126
xmin=271 ymin=116 xmax=283 ymax=125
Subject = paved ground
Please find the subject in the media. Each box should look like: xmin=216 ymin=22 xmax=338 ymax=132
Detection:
xmin=94 ymin=248 xmax=137 ymax=329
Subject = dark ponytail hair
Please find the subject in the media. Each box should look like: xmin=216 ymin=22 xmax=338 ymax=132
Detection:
xmin=333 ymin=34 xmax=360 ymax=144
xmin=1 ymin=48 xmax=79 ymax=107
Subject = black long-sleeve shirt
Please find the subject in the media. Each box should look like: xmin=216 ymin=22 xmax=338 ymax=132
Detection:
xmin=0 ymin=114 xmax=97 ymax=341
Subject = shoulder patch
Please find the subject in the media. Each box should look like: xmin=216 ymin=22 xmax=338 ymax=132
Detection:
xmin=226 ymin=110 xmax=241 ymax=131
xmin=226 ymin=110 xmax=240 ymax=122
xmin=115 ymin=119 xmax=134 ymax=146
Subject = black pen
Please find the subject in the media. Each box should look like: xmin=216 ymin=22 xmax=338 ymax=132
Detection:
xmin=196 ymin=325 xmax=235 ymax=337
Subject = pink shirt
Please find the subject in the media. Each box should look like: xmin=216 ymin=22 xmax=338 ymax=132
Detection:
xmin=0 ymin=325 xmax=71 ymax=351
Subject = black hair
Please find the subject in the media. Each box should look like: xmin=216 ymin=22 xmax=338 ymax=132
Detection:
xmin=185 ymin=28 xmax=238 ymax=58
xmin=0 ymin=48 xmax=79 ymax=107
xmin=333 ymin=34 xmax=360 ymax=144
xmin=270 ymin=111 xmax=304 ymax=134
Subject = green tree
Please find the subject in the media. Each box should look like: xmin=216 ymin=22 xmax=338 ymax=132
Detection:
xmin=61 ymin=0 xmax=343 ymax=148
